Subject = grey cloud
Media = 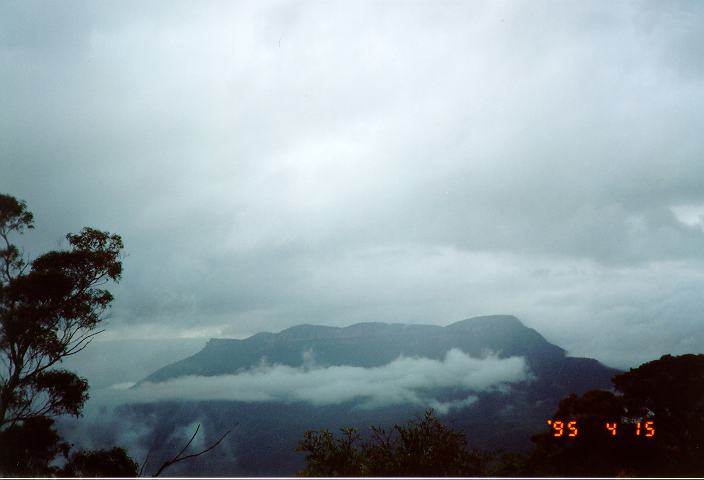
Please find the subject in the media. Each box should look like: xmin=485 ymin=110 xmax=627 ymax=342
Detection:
xmin=1 ymin=1 xmax=704 ymax=368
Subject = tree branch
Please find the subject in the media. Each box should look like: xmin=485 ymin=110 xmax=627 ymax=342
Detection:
xmin=64 ymin=329 xmax=104 ymax=357
xmin=152 ymin=425 xmax=231 ymax=477
xmin=138 ymin=449 xmax=152 ymax=478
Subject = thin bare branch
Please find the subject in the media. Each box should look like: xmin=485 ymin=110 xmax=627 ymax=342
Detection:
xmin=64 ymin=329 xmax=104 ymax=357
xmin=152 ymin=427 xmax=231 ymax=477
xmin=175 ymin=424 xmax=200 ymax=460
xmin=138 ymin=449 xmax=152 ymax=478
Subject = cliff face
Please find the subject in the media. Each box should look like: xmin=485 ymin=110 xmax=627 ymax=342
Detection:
xmin=141 ymin=315 xmax=575 ymax=383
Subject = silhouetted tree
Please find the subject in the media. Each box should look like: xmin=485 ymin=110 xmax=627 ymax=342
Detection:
xmin=0 ymin=194 xmax=123 ymax=428
xmin=612 ymin=352 xmax=704 ymax=471
xmin=0 ymin=193 xmax=138 ymax=476
xmin=0 ymin=415 xmax=69 ymax=475
xmin=1 ymin=194 xmax=230 ymax=476
xmin=297 ymin=410 xmax=486 ymax=476
xmin=528 ymin=354 xmax=704 ymax=476
xmin=483 ymin=450 xmax=528 ymax=477
xmin=297 ymin=426 xmax=362 ymax=476
xmin=0 ymin=407 xmax=138 ymax=476
xmin=60 ymin=448 xmax=139 ymax=477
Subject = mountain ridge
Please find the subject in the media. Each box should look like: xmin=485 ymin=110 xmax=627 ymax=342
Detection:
xmin=118 ymin=314 xmax=621 ymax=475
xmin=139 ymin=315 xmax=600 ymax=386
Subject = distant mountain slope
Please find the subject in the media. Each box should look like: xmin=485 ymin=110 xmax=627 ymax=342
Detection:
xmin=141 ymin=315 xmax=558 ymax=380
xmin=120 ymin=315 xmax=620 ymax=475
xmin=140 ymin=315 xmax=613 ymax=395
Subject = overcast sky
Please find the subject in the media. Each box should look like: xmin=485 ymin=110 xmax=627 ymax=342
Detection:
xmin=2 ymin=0 xmax=704 ymax=369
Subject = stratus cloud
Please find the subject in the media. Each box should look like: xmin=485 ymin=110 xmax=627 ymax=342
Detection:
xmin=4 ymin=0 xmax=704 ymax=372
xmin=121 ymin=350 xmax=528 ymax=412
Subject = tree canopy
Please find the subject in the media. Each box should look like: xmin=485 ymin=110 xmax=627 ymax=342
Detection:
xmin=0 ymin=193 xmax=123 ymax=428
xmin=0 ymin=193 xmax=137 ymax=476
xmin=528 ymin=353 xmax=704 ymax=476
xmin=296 ymin=410 xmax=485 ymax=476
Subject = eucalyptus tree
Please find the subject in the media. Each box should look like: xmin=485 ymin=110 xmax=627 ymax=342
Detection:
xmin=0 ymin=193 xmax=123 ymax=428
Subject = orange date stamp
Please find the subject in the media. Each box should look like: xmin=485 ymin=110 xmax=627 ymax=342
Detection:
xmin=546 ymin=419 xmax=655 ymax=437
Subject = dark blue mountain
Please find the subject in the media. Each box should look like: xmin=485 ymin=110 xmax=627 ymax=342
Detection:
xmin=142 ymin=315 xmax=610 ymax=392
xmin=122 ymin=315 xmax=618 ymax=476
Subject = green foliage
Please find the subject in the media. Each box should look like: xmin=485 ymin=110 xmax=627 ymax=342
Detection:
xmin=297 ymin=410 xmax=486 ymax=476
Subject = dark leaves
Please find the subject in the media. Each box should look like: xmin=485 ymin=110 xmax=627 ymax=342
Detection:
xmin=0 ymin=195 xmax=136 ymax=476
xmin=60 ymin=448 xmax=139 ymax=477
xmin=528 ymin=354 xmax=704 ymax=476
xmin=31 ymin=370 xmax=89 ymax=418
xmin=0 ymin=416 xmax=68 ymax=476
xmin=0 ymin=417 xmax=139 ymax=477
xmin=297 ymin=410 xmax=485 ymax=477
xmin=0 ymin=194 xmax=34 ymax=235
xmin=1 ymin=194 xmax=123 ymax=428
